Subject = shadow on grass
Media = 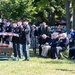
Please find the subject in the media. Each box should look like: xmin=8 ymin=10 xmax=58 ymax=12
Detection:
xmin=0 ymin=58 xmax=8 ymax=61
xmin=30 ymin=49 xmax=41 ymax=57
xmin=56 ymin=69 xmax=75 ymax=73
xmin=30 ymin=49 xmax=75 ymax=64
xmin=0 ymin=49 xmax=75 ymax=63
xmin=0 ymin=57 xmax=16 ymax=61
xmin=42 ymin=60 xmax=64 ymax=64
xmin=40 ymin=58 xmax=75 ymax=64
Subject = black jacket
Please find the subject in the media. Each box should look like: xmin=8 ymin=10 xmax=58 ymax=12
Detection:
xmin=50 ymin=38 xmax=59 ymax=47
xmin=57 ymin=38 xmax=67 ymax=48
xmin=12 ymin=26 xmax=22 ymax=44
xmin=19 ymin=25 xmax=26 ymax=44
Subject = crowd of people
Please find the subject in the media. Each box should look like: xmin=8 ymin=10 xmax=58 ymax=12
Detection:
xmin=0 ymin=19 xmax=75 ymax=61
xmin=0 ymin=19 xmax=30 ymax=61
xmin=32 ymin=22 xmax=75 ymax=60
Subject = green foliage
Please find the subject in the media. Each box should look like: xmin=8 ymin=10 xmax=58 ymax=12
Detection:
xmin=34 ymin=0 xmax=66 ymax=24
xmin=0 ymin=0 xmax=70 ymax=24
xmin=0 ymin=0 xmax=37 ymax=21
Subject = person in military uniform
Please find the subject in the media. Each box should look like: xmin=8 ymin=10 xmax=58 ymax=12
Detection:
xmin=12 ymin=21 xmax=21 ymax=60
xmin=3 ymin=20 xmax=12 ymax=44
xmin=0 ymin=22 xmax=3 ymax=42
xmin=20 ymin=20 xmax=30 ymax=61
xmin=13 ymin=20 xmax=23 ymax=60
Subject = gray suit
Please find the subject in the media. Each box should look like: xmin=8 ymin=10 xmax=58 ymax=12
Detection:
xmin=26 ymin=24 xmax=31 ymax=44
xmin=25 ymin=24 xmax=31 ymax=60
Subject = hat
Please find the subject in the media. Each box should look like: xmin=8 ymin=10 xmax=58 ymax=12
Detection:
xmin=32 ymin=25 xmax=36 ymax=27
xmin=42 ymin=22 xmax=46 ymax=25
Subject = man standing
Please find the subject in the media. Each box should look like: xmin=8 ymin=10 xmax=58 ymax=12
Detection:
xmin=42 ymin=22 xmax=51 ymax=37
xmin=0 ymin=22 xmax=3 ymax=42
xmin=12 ymin=20 xmax=22 ymax=60
xmin=38 ymin=22 xmax=51 ymax=56
xmin=22 ymin=20 xmax=31 ymax=61
xmin=4 ymin=20 xmax=12 ymax=44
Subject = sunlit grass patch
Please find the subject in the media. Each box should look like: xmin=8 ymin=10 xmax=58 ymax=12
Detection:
xmin=0 ymin=49 xmax=75 ymax=75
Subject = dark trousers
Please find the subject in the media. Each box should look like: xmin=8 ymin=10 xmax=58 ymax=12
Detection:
xmin=6 ymin=41 xmax=9 ymax=44
xmin=51 ymin=47 xmax=58 ymax=59
xmin=2 ymin=37 xmax=9 ymax=44
xmin=0 ymin=36 xmax=2 ymax=42
xmin=21 ymin=43 xmax=27 ymax=60
xmin=13 ymin=43 xmax=21 ymax=58
xmin=39 ymin=45 xmax=42 ymax=56
xmin=69 ymin=48 xmax=75 ymax=58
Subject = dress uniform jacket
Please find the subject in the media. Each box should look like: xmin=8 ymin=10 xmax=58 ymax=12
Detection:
xmin=16 ymin=26 xmax=22 ymax=43
xmin=4 ymin=25 xmax=12 ymax=41
xmin=12 ymin=27 xmax=19 ymax=43
xmin=0 ymin=23 xmax=3 ymax=41
xmin=5 ymin=25 xmax=12 ymax=32
xmin=0 ymin=23 xmax=3 ymax=32
xmin=19 ymin=25 xmax=26 ymax=44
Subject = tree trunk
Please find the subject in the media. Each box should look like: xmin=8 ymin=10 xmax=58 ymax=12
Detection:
xmin=65 ymin=0 xmax=70 ymax=34
xmin=48 ymin=12 xmax=55 ymax=26
xmin=51 ymin=13 xmax=55 ymax=26
xmin=69 ymin=0 xmax=73 ymax=28
xmin=48 ymin=12 xmax=51 ymax=26
xmin=73 ymin=0 xmax=75 ymax=30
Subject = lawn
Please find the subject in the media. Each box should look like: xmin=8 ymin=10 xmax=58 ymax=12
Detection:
xmin=0 ymin=50 xmax=75 ymax=75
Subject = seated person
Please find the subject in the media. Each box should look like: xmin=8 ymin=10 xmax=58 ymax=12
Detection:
xmin=41 ymin=32 xmax=59 ymax=58
xmin=41 ymin=34 xmax=51 ymax=57
xmin=69 ymin=47 xmax=75 ymax=59
xmin=68 ymin=34 xmax=75 ymax=59
xmin=38 ymin=34 xmax=50 ymax=56
xmin=56 ymin=33 xmax=69 ymax=59
xmin=50 ymin=32 xmax=59 ymax=59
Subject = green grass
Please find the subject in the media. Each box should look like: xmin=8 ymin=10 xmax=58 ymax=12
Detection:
xmin=0 ymin=49 xmax=75 ymax=75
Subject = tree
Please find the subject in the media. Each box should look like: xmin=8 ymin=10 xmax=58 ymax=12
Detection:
xmin=34 ymin=0 xmax=66 ymax=26
xmin=65 ymin=0 xmax=75 ymax=33
xmin=65 ymin=0 xmax=70 ymax=33
xmin=73 ymin=0 xmax=75 ymax=30
xmin=0 ymin=0 xmax=37 ymax=21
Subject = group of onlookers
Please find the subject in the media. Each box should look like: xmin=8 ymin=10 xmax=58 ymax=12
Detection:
xmin=31 ymin=22 xmax=75 ymax=60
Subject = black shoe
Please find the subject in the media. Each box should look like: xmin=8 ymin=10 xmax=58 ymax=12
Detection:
xmin=23 ymin=59 xmax=29 ymax=61
xmin=25 ymin=59 xmax=29 ymax=61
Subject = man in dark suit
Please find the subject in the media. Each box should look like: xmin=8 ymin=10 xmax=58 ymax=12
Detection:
xmin=38 ymin=22 xmax=51 ymax=36
xmin=38 ymin=22 xmax=51 ymax=56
